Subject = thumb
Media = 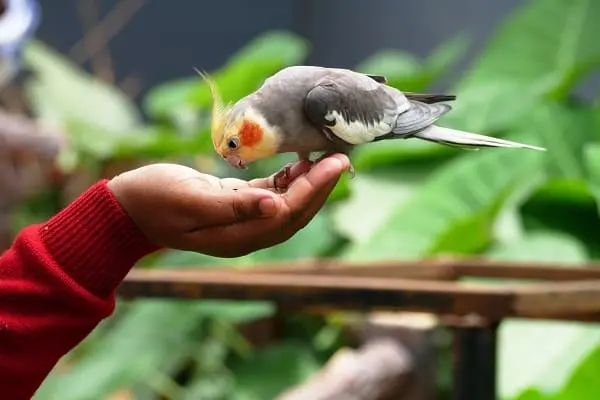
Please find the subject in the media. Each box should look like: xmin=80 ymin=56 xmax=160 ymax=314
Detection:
xmin=189 ymin=188 xmax=280 ymax=230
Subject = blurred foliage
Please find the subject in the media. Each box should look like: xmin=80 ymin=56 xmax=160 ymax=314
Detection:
xmin=7 ymin=0 xmax=600 ymax=398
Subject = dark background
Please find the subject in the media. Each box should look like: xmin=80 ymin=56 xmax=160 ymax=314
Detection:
xmin=36 ymin=0 xmax=529 ymax=101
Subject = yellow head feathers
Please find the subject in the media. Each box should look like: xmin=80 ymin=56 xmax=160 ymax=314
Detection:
xmin=193 ymin=68 xmax=280 ymax=167
xmin=194 ymin=68 xmax=232 ymax=152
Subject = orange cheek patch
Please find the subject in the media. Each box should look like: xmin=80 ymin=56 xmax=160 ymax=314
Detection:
xmin=239 ymin=120 xmax=263 ymax=147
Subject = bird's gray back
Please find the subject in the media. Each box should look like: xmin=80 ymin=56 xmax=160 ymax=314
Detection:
xmin=250 ymin=66 xmax=393 ymax=154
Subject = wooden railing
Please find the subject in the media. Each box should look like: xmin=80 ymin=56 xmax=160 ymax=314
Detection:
xmin=118 ymin=258 xmax=600 ymax=400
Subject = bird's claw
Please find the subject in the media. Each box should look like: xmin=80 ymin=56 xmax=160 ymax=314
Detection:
xmin=347 ymin=162 xmax=355 ymax=179
xmin=273 ymin=162 xmax=294 ymax=191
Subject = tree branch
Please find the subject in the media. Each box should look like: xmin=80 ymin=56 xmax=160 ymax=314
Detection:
xmin=276 ymin=338 xmax=416 ymax=400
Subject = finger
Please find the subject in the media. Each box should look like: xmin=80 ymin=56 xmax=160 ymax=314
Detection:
xmin=248 ymin=159 xmax=313 ymax=190
xmin=282 ymin=154 xmax=349 ymax=215
xmin=219 ymin=177 xmax=252 ymax=190
xmin=184 ymin=156 xmax=347 ymax=254
xmin=181 ymin=216 xmax=281 ymax=256
xmin=184 ymin=177 xmax=341 ymax=256
xmin=285 ymin=173 xmax=341 ymax=233
xmin=186 ymin=187 xmax=280 ymax=231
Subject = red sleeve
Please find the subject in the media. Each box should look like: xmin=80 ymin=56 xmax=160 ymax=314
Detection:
xmin=0 ymin=180 xmax=161 ymax=399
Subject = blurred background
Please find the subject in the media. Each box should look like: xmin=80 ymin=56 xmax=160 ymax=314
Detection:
xmin=2 ymin=0 xmax=600 ymax=399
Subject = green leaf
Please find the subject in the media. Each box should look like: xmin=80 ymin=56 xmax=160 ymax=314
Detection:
xmin=468 ymin=0 xmax=600 ymax=93
xmin=520 ymin=178 xmax=600 ymax=257
xmin=327 ymin=172 xmax=352 ymax=204
xmin=484 ymin=233 xmax=598 ymax=400
xmin=332 ymin=170 xmax=428 ymax=244
xmin=230 ymin=341 xmax=321 ymax=400
xmin=350 ymin=138 xmax=456 ymax=168
xmin=144 ymin=31 xmax=309 ymax=120
xmin=240 ymin=211 xmax=341 ymax=264
xmin=513 ymin=388 xmax=555 ymax=400
xmin=556 ymin=344 xmax=600 ymax=400
xmin=584 ymin=142 xmax=600 ymax=209
xmin=35 ymin=248 xmax=274 ymax=400
xmin=142 ymin=76 xmax=199 ymax=120
xmin=355 ymin=49 xmax=422 ymax=85
xmin=355 ymin=35 xmax=467 ymax=93
xmin=344 ymin=143 xmax=545 ymax=261
xmin=442 ymin=0 xmax=600 ymax=133
xmin=22 ymin=40 xmax=142 ymax=133
xmin=529 ymin=103 xmax=596 ymax=179
xmin=35 ymin=301 xmax=208 ymax=400
xmin=425 ymin=34 xmax=470 ymax=80
xmin=65 ymin=120 xmax=214 ymax=160
xmin=487 ymin=231 xmax=588 ymax=263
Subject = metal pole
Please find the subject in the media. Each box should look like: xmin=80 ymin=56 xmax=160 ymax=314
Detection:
xmin=452 ymin=321 xmax=500 ymax=400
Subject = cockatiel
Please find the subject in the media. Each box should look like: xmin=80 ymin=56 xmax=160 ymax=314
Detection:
xmin=200 ymin=66 xmax=545 ymax=183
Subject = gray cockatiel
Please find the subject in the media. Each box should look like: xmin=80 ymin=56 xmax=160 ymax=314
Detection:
xmin=202 ymin=65 xmax=545 ymax=177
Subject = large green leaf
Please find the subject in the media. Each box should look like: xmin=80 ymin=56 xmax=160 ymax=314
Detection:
xmin=495 ymin=102 xmax=597 ymax=248
xmin=247 ymin=211 xmax=341 ymax=263
xmin=33 ymin=258 xmax=232 ymax=399
xmin=344 ymin=142 xmax=545 ymax=261
xmin=355 ymin=35 xmax=467 ymax=93
xmin=63 ymin=120 xmax=214 ymax=161
xmin=502 ymin=323 xmax=600 ymax=400
xmin=425 ymin=35 xmax=470 ymax=83
xmin=584 ymin=142 xmax=600 ymax=210
xmin=230 ymin=341 xmax=321 ymax=400
xmin=555 ymin=344 xmax=600 ymax=400
xmin=34 ymin=301 xmax=211 ymax=400
xmin=331 ymin=169 xmax=430 ymax=244
xmin=21 ymin=40 xmax=152 ymax=172
xmin=520 ymin=178 xmax=600 ymax=257
xmin=513 ymin=388 xmax=555 ymax=400
xmin=355 ymin=50 xmax=421 ymax=85
xmin=529 ymin=103 xmax=596 ymax=179
xmin=485 ymin=232 xmax=600 ymax=400
xmin=442 ymin=0 xmax=600 ymax=133
xmin=350 ymin=36 xmax=468 ymax=164
xmin=487 ymin=231 xmax=587 ymax=263
xmin=348 ymin=138 xmax=457 ymax=170
xmin=580 ymin=142 xmax=600 ymax=255
xmin=144 ymin=31 xmax=309 ymax=120
xmin=22 ymin=41 xmax=142 ymax=133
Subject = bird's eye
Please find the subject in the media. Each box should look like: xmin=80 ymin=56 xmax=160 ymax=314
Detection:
xmin=227 ymin=137 xmax=239 ymax=150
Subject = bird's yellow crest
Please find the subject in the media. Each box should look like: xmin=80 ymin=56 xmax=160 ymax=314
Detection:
xmin=194 ymin=68 xmax=231 ymax=151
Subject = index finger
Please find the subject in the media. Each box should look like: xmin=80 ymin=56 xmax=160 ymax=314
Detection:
xmin=248 ymin=159 xmax=313 ymax=191
xmin=185 ymin=187 xmax=279 ymax=231
xmin=282 ymin=154 xmax=350 ymax=212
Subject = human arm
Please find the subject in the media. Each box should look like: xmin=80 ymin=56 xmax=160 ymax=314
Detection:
xmin=0 ymin=155 xmax=350 ymax=399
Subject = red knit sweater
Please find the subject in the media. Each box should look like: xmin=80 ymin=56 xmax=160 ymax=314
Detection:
xmin=0 ymin=180 xmax=160 ymax=399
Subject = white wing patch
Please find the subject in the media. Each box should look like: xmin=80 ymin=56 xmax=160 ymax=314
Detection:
xmin=323 ymin=111 xmax=392 ymax=145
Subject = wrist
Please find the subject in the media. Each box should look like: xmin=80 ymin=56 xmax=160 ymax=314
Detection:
xmin=40 ymin=179 xmax=162 ymax=298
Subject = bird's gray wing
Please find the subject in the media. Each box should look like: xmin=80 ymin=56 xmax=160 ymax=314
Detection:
xmin=404 ymin=92 xmax=456 ymax=104
xmin=362 ymin=77 xmax=457 ymax=105
xmin=364 ymin=74 xmax=387 ymax=84
xmin=304 ymin=78 xmax=451 ymax=145
xmin=303 ymin=77 xmax=403 ymax=145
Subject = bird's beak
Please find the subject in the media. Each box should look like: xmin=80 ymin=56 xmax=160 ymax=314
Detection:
xmin=224 ymin=155 xmax=248 ymax=170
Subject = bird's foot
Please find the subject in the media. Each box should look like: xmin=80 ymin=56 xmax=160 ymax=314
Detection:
xmin=347 ymin=162 xmax=355 ymax=179
xmin=273 ymin=162 xmax=295 ymax=191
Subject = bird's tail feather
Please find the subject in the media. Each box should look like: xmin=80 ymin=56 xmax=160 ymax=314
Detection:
xmin=414 ymin=125 xmax=546 ymax=151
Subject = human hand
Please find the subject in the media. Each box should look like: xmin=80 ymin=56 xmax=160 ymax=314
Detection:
xmin=107 ymin=154 xmax=350 ymax=257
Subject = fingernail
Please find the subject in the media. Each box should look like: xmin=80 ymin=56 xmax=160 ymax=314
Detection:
xmin=259 ymin=197 xmax=277 ymax=216
xmin=329 ymin=158 xmax=345 ymax=172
